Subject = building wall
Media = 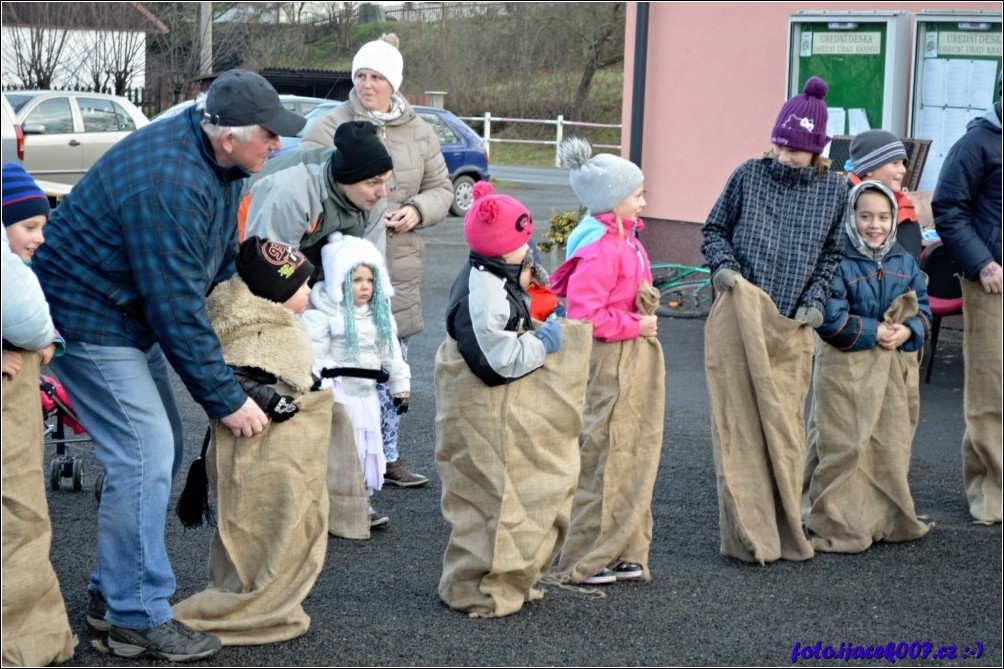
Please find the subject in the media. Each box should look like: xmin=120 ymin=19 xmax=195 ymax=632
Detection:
xmin=623 ymin=2 xmax=1000 ymax=265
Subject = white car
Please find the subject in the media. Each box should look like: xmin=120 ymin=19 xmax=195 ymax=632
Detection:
xmin=1 ymin=95 xmax=23 ymax=165
xmin=3 ymin=90 xmax=149 ymax=185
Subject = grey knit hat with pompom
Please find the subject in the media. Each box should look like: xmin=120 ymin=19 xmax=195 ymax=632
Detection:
xmin=559 ymin=137 xmax=644 ymax=215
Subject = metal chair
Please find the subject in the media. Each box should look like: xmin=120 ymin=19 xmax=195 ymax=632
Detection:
xmin=919 ymin=241 xmax=964 ymax=383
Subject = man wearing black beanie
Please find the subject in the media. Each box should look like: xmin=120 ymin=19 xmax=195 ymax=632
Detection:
xmin=238 ymin=120 xmax=394 ymax=282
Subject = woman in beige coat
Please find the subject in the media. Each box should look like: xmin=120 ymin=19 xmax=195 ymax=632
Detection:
xmin=301 ymin=34 xmax=452 ymax=488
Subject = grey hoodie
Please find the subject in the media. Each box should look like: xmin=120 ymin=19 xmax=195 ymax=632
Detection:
xmin=846 ymin=180 xmax=899 ymax=263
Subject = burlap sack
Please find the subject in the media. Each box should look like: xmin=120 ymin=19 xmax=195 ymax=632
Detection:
xmin=326 ymin=401 xmax=371 ymax=539
xmin=960 ymin=279 xmax=1003 ymax=525
xmin=436 ymin=320 xmax=591 ymax=617
xmin=1 ymin=354 xmax=78 ymax=666
xmin=803 ymin=293 xmax=932 ymax=552
xmin=705 ymin=279 xmax=815 ymax=564
xmin=173 ymin=388 xmax=332 ymax=645
xmin=553 ymin=331 xmax=665 ymax=583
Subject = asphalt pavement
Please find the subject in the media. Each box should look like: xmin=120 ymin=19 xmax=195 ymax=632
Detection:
xmin=43 ymin=177 xmax=1001 ymax=667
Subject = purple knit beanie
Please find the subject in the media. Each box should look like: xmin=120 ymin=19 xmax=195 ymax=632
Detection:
xmin=771 ymin=76 xmax=831 ymax=155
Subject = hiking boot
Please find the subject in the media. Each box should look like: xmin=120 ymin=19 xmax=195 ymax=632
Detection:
xmin=369 ymin=507 xmax=389 ymax=529
xmin=384 ymin=459 xmax=428 ymax=487
xmin=86 ymin=589 xmax=110 ymax=632
xmin=108 ymin=618 xmax=221 ymax=661
xmin=581 ymin=569 xmax=617 ymax=586
xmin=612 ymin=561 xmax=644 ymax=581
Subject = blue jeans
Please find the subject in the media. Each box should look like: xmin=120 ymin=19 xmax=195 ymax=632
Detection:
xmin=50 ymin=341 xmax=184 ymax=629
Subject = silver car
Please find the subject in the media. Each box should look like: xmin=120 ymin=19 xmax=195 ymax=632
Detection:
xmin=4 ymin=90 xmax=149 ymax=185
xmin=1 ymin=95 xmax=22 ymax=165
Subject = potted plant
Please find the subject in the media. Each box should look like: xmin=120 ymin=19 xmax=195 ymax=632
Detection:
xmin=538 ymin=206 xmax=586 ymax=268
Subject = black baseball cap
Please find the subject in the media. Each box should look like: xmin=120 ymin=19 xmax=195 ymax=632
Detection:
xmin=204 ymin=69 xmax=305 ymax=136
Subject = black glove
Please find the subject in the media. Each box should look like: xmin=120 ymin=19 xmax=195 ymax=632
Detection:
xmin=393 ymin=396 xmax=409 ymax=415
xmin=268 ymin=394 xmax=300 ymax=423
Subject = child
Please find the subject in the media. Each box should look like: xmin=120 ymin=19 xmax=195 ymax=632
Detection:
xmin=1 ymin=164 xmax=77 ymax=666
xmin=549 ymin=138 xmax=665 ymax=586
xmin=301 ymin=233 xmax=409 ymax=528
xmin=437 ymin=182 xmax=589 ymax=617
xmin=848 ymin=130 xmax=923 ymax=260
xmin=174 ymin=237 xmax=334 ymax=645
xmin=522 ymin=241 xmax=563 ymax=321
xmin=701 ymin=76 xmax=848 ymax=564
xmin=805 ymin=180 xmax=932 ymax=552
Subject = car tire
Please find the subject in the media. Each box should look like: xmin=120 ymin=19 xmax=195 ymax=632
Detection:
xmin=450 ymin=175 xmax=477 ymax=217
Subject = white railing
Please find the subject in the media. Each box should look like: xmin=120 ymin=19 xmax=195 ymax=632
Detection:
xmin=458 ymin=113 xmax=622 ymax=167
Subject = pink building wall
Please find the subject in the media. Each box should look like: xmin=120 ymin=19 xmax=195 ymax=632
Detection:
xmin=623 ymin=2 xmax=1001 ymax=264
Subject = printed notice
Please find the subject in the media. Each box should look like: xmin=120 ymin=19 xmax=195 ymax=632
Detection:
xmin=812 ymin=32 xmax=881 ymax=55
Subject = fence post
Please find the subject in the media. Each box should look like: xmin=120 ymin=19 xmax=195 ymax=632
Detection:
xmin=555 ymin=115 xmax=564 ymax=167
xmin=483 ymin=112 xmax=492 ymax=159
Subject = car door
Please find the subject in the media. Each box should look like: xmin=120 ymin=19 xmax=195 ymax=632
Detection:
xmin=76 ymin=96 xmax=139 ymax=176
xmin=20 ymin=95 xmax=83 ymax=184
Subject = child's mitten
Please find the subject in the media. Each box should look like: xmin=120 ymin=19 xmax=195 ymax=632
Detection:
xmin=794 ymin=306 xmax=824 ymax=329
xmin=712 ymin=268 xmax=740 ymax=292
xmin=534 ymin=319 xmax=563 ymax=354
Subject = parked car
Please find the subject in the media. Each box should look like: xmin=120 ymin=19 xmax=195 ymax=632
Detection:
xmin=3 ymin=90 xmax=149 ymax=185
xmin=150 ymin=94 xmax=330 ymax=123
xmin=1 ymin=95 xmax=23 ymax=165
xmin=277 ymin=102 xmax=490 ymax=216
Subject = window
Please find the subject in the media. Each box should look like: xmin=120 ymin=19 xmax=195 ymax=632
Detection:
xmin=419 ymin=113 xmax=458 ymax=145
xmin=24 ymin=97 xmax=74 ymax=134
xmin=80 ymin=97 xmax=123 ymax=132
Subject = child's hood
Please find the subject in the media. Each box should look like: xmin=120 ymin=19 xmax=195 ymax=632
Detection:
xmin=845 ymin=179 xmax=898 ymax=262
xmin=320 ymin=232 xmax=393 ymax=304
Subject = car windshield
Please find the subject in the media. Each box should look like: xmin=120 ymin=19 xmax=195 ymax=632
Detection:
xmin=5 ymin=93 xmax=38 ymax=114
xmin=295 ymin=103 xmax=340 ymax=138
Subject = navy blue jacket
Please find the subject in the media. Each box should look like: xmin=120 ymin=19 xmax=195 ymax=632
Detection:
xmin=818 ymin=241 xmax=931 ymax=352
xmin=33 ymin=107 xmax=249 ymax=418
xmin=932 ymin=105 xmax=1002 ymax=280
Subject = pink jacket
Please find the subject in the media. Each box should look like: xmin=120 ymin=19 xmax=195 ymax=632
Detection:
xmin=551 ymin=213 xmax=653 ymax=342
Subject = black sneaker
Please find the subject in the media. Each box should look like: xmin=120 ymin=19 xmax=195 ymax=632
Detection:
xmin=581 ymin=569 xmax=617 ymax=585
xmin=108 ymin=619 xmax=221 ymax=661
xmin=612 ymin=561 xmax=644 ymax=581
xmin=86 ymin=589 xmax=110 ymax=632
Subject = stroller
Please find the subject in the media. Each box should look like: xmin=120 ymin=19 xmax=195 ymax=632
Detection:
xmin=40 ymin=375 xmax=102 ymax=499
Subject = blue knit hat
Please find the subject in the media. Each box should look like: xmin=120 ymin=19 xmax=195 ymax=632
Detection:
xmin=2 ymin=163 xmax=49 ymax=227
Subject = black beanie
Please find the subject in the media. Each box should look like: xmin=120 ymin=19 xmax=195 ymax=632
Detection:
xmin=329 ymin=121 xmax=393 ymax=184
xmin=236 ymin=237 xmax=314 ymax=304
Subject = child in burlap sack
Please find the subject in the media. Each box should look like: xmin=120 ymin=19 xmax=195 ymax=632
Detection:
xmin=549 ymin=138 xmax=665 ymax=586
xmin=436 ymin=182 xmax=585 ymax=618
xmin=301 ymin=232 xmax=410 ymax=529
xmin=701 ymin=76 xmax=848 ymax=564
xmin=1 ymin=166 xmax=77 ymax=666
xmin=173 ymin=237 xmax=333 ymax=646
xmin=805 ymin=180 xmax=933 ymax=553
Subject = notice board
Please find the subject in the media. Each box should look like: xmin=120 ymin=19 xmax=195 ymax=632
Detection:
xmin=909 ymin=11 xmax=1002 ymax=192
xmin=787 ymin=12 xmax=909 ymax=154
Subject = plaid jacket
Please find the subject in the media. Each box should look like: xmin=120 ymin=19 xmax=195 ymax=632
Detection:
xmin=701 ymin=157 xmax=848 ymax=318
xmin=33 ymin=107 xmax=248 ymax=418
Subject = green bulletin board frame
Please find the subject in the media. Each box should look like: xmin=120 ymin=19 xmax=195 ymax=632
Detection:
xmin=910 ymin=12 xmax=1003 ymax=191
xmin=788 ymin=12 xmax=909 ymax=139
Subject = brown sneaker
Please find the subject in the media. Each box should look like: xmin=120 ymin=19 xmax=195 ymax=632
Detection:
xmin=384 ymin=459 xmax=428 ymax=487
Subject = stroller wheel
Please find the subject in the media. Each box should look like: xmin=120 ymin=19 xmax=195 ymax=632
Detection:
xmin=94 ymin=471 xmax=104 ymax=503
xmin=49 ymin=459 xmax=61 ymax=491
xmin=72 ymin=459 xmax=84 ymax=491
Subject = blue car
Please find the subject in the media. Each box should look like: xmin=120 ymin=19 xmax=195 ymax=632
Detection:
xmin=276 ymin=102 xmax=489 ymax=216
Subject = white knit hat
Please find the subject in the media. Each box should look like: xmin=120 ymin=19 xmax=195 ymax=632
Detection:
xmin=321 ymin=233 xmax=393 ymax=304
xmin=352 ymin=39 xmax=404 ymax=93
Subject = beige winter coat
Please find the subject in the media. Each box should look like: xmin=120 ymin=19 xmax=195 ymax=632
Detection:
xmin=301 ymin=91 xmax=453 ymax=338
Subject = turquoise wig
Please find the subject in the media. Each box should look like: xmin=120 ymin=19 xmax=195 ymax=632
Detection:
xmin=341 ymin=262 xmax=396 ymax=360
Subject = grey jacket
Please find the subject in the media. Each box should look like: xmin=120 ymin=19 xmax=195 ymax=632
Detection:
xmin=300 ymin=90 xmax=453 ymax=337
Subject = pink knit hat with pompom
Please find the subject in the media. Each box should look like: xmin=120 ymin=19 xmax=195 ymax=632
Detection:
xmin=463 ymin=182 xmax=533 ymax=257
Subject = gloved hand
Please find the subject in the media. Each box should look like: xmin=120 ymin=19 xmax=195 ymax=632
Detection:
xmin=711 ymin=268 xmax=740 ymax=293
xmin=535 ymin=319 xmax=562 ymax=354
xmin=268 ymin=395 xmax=300 ymax=423
xmin=393 ymin=396 xmax=409 ymax=415
xmin=794 ymin=306 xmax=824 ymax=329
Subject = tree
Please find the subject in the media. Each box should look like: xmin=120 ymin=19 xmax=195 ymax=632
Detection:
xmin=1 ymin=3 xmax=75 ymax=89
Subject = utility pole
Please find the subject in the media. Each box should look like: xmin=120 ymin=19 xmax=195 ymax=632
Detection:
xmin=199 ymin=1 xmax=213 ymax=76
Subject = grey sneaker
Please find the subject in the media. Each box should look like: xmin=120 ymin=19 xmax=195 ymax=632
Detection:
xmin=86 ymin=589 xmax=111 ymax=632
xmin=384 ymin=459 xmax=428 ymax=487
xmin=108 ymin=619 xmax=221 ymax=661
xmin=369 ymin=507 xmax=390 ymax=529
